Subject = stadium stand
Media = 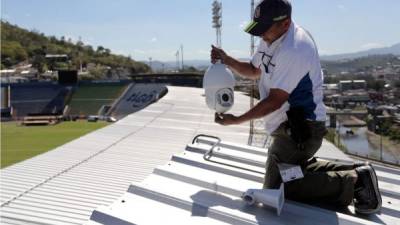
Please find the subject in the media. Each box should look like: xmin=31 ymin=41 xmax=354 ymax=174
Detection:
xmin=6 ymin=82 xmax=72 ymax=118
xmin=68 ymin=81 xmax=129 ymax=117
xmin=108 ymin=83 xmax=168 ymax=119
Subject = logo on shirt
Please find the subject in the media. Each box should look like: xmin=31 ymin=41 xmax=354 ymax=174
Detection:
xmin=259 ymin=51 xmax=275 ymax=73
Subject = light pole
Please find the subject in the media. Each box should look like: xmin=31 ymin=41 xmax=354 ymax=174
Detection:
xmin=375 ymin=116 xmax=384 ymax=161
xmin=337 ymin=120 xmax=341 ymax=147
xmin=376 ymin=123 xmax=383 ymax=161
xmin=380 ymin=130 xmax=383 ymax=161
xmin=175 ymin=50 xmax=180 ymax=72
xmin=180 ymin=44 xmax=184 ymax=71
xmin=212 ymin=0 xmax=222 ymax=47
xmin=248 ymin=0 xmax=256 ymax=145
xmin=149 ymin=57 xmax=152 ymax=73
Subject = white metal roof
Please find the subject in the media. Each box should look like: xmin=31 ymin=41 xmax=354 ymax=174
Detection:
xmin=0 ymin=86 xmax=255 ymax=224
xmin=1 ymin=86 xmax=399 ymax=225
xmin=87 ymin=136 xmax=400 ymax=225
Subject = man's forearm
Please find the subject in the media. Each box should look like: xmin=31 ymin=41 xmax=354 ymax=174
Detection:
xmin=236 ymin=89 xmax=288 ymax=124
xmin=224 ymin=56 xmax=260 ymax=80
xmin=236 ymin=98 xmax=276 ymax=123
xmin=215 ymin=88 xmax=288 ymax=126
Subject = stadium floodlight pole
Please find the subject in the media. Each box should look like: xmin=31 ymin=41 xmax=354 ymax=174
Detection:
xmin=149 ymin=57 xmax=152 ymax=73
xmin=212 ymin=0 xmax=222 ymax=48
xmin=250 ymin=0 xmax=255 ymax=56
xmin=181 ymin=44 xmax=184 ymax=71
xmin=248 ymin=0 xmax=256 ymax=145
xmin=175 ymin=50 xmax=180 ymax=72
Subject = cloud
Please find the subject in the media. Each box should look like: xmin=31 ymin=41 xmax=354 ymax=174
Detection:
xmin=132 ymin=49 xmax=164 ymax=55
xmin=133 ymin=49 xmax=146 ymax=54
xmin=114 ymin=50 xmax=128 ymax=55
xmin=1 ymin=14 xmax=10 ymax=20
xmin=228 ymin=49 xmax=248 ymax=56
xmin=149 ymin=37 xmax=158 ymax=43
xmin=239 ymin=20 xmax=249 ymax=29
xmin=64 ymin=35 xmax=77 ymax=43
xmin=360 ymin=43 xmax=386 ymax=50
xmin=337 ymin=4 xmax=346 ymax=11
xmin=197 ymin=49 xmax=209 ymax=55
xmin=318 ymin=49 xmax=330 ymax=55
xmin=82 ymin=36 xmax=94 ymax=45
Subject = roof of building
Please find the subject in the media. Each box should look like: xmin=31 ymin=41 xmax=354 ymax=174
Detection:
xmin=88 ymin=138 xmax=400 ymax=225
xmin=1 ymin=86 xmax=399 ymax=225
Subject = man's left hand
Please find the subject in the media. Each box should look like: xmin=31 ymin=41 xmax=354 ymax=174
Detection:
xmin=215 ymin=113 xmax=239 ymax=126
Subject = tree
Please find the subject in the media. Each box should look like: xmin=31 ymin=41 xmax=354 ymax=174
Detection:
xmin=372 ymin=80 xmax=386 ymax=91
xmin=32 ymin=55 xmax=47 ymax=73
xmin=1 ymin=21 xmax=151 ymax=75
xmin=96 ymin=46 xmax=105 ymax=53
xmin=1 ymin=41 xmax=28 ymax=66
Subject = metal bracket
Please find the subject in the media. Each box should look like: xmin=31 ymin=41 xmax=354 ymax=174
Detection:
xmin=192 ymin=134 xmax=221 ymax=160
xmin=191 ymin=134 xmax=264 ymax=175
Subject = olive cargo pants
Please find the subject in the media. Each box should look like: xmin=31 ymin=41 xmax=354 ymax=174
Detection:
xmin=264 ymin=121 xmax=356 ymax=206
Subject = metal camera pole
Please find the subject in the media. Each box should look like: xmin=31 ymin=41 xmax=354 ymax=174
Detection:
xmin=248 ymin=0 xmax=256 ymax=145
xmin=212 ymin=0 xmax=222 ymax=48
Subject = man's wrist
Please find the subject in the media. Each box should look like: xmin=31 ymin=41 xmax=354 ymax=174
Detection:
xmin=223 ymin=55 xmax=233 ymax=66
xmin=236 ymin=114 xmax=246 ymax=124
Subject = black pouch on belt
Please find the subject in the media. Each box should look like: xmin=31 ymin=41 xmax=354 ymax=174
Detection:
xmin=286 ymin=107 xmax=311 ymax=150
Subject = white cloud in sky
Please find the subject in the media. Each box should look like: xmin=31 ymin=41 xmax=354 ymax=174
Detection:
xmin=133 ymin=49 xmax=146 ymax=54
xmin=337 ymin=4 xmax=346 ymax=11
xmin=360 ymin=42 xmax=386 ymax=50
xmin=318 ymin=49 xmax=329 ymax=55
xmin=239 ymin=20 xmax=249 ymax=29
xmin=149 ymin=37 xmax=158 ymax=43
xmin=227 ymin=49 xmax=248 ymax=57
xmin=197 ymin=49 xmax=209 ymax=55
xmin=2 ymin=14 xmax=10 ymax=19
xmin=64 ymin=35 xmax=77 ymax=43
xmin=114 ymin=50 xmax=128 ymax=55
xmin=83 ymin=36 xmax=94 ymax=45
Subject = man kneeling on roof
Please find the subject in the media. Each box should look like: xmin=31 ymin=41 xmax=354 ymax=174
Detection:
xmin=211 ymin=0 xmax=381 ymax=214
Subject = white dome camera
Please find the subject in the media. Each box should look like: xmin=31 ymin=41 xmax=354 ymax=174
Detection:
xmin=203 ymin=62 xmax=235 ymax=113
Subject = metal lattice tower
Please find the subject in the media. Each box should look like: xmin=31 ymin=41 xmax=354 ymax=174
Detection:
xmin=212 ymin=0 xmax=222 ymax=47
xmin=247 ymin=0 xmax=271 ymax=148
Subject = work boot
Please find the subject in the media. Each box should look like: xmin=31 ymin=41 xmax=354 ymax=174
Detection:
xmin=354 ymin=165 xmax=382 ymax=214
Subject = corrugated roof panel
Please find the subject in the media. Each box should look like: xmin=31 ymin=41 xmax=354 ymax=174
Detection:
xmin=88 ymin=136 xmax=400 ymax=225
xmin=1 ymin=86 xmax=253 ymax=224
xmin=2 ymin=86 xmax=399 ymax=225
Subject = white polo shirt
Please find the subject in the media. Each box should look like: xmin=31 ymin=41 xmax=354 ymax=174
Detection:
xmin=251 ymin=21 xmax=326 ymax=134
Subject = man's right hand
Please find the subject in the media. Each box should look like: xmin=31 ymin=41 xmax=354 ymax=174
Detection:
xmin=211 ymin=45 xmax=228 ymax=64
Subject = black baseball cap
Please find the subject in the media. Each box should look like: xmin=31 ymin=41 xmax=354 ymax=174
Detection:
xmin=244 ymin=0 xmax=292 ymax=36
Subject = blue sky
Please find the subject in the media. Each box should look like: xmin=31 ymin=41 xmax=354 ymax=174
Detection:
xmin=1 ymin=0 xmax=399 ymax=61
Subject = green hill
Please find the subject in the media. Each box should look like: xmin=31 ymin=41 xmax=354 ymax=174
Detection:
xmin=321 ymin=54 xmax=400 ymax=75
xmin=0 ymin=20 xmax=150 ymax=76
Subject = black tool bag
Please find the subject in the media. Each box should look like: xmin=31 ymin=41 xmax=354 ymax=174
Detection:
xmin=286 ymin=107 xmax=311 ymax=150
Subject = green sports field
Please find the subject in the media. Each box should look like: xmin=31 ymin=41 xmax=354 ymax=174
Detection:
xmin=1 ymin=121 xmax=109 ymax=168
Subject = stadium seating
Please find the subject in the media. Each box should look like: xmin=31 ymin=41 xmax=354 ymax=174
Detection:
xmin=68 ymin=82 xmax=129 ymax=116
xmin=8 ymin=82 xmax=71 ymax=118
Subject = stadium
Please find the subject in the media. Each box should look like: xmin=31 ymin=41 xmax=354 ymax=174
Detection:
xmin=1 ymin=0 xmax=400 ymax=224
xmin=1 ymin=69 xmax=400 ymax=225
xmin=0 ymin=71 xmax=205 ymax=167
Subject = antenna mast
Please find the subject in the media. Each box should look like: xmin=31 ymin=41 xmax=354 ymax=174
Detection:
xmin=212 ymin=0 xmax=222 ymax=47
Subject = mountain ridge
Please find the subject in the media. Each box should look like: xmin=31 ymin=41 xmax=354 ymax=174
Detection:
xmin=320 ymin=43 xmax=400 ymax=61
